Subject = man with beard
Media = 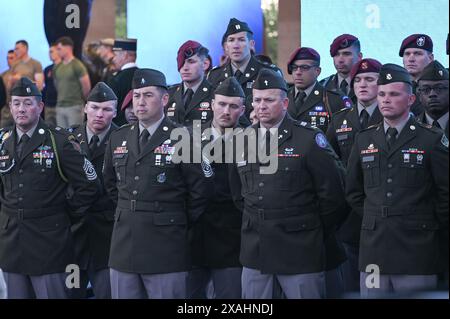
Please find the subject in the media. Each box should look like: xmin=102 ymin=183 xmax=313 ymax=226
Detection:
xmin=320 ymin=34 xmax=362 ymax=105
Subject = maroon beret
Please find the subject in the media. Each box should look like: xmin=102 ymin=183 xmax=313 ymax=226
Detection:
xmin=399 ymin=34 xmax=433 ymax=57
xmin=330 ymin=34 xmax=359 ymax=57
xmin=350 ymin=58 xmax=382 ymax=86
xmin=121 ymin=90 xmax=133 ymax=111
xmin=177 ymin=40 xmax=208 ymax=71
xmin=287 ymin=47 xmax=320 ymax=74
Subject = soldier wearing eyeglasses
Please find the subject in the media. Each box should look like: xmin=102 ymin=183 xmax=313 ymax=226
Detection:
xmin=166 ymin=41 xmax=215 ymax=126
xmin=417 ymin=60 xmax=449 ymax=138
xmin=287 ymin=47 xmax=351 ymax=134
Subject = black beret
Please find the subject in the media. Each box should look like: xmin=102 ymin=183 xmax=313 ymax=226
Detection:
xmin=399 ymin=34 xmax=433 ymax=57
xmin=132 ymin=68 xmax=167 ymax=90
xmin=87 ymin=82 xmax=117 ymax=102
xmin=214 ymin=77 xmax=245 ymax=98
xmin=418 ymin=60 xmax=449 ymax=81
xmin=10 ymin=77 xmax=41 ymax=97
xmin=113 ymin=38 xmax=137 ymax=52
xmin=253 ymin=69 xmax=287 ymax=92
xmin=223 ymin=18 xmax=253 ymax=42
xmin=377 ymin=63 xmax=412 ymax=86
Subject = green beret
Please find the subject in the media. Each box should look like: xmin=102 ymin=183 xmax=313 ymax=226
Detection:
xmin=418 ymin=60 xmax=449 ymax=81
xmin=10 ymin=77 xmax=41 ymax=97
xmin=87 ymin=82 xmax=117 ymax=102
xmin=253 ymin=69 xmax=287 ymax=92
xmin=377 ymin=63 xmax=412 ymax=86
xmin=132 ymin=68 xmax=167 ymax=90
xmin=214 ymin=77 xmax=245 ymax=98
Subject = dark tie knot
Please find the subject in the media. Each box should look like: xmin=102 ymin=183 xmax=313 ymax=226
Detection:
xmin=183 ymin=88 xmax=194 ymax=108
xmin=139 ymin=129 xmax=151 ymax=152
xmin=89 ymin=135 xmax=100 ymax=153
xmin=295 ymin=91 xmax=307 ymax=105
xmin=386 ymin=127 xmax=398 ymax=138
xmin=360 ymin=109 xmax=370 ymax=128
xmin=20 ymin=134 xmax=30 ymax=143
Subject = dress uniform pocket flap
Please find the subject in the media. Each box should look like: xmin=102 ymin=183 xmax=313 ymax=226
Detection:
xmin=403 ymin=220 xmax=439 ymax=231
xmin=38 ymin=214 xmax=70 ymax=232
xmin=361 ymin=156 xmax=379 ymax=168
xmin=153 ymin=213 xmax=187 ymax=226
xmin=114 ymin=157 xmax=127 ymax=166
xmin=283 ymin=216 xmax=321 ymax=232
xmin=361 ymin=216 xmax=376 ymax=230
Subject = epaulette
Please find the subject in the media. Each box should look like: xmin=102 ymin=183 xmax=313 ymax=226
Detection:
xmin=210 ymin=65 xmax=221 ymax=72
xmin=416 ymin=121 xmax=439 ymax=132
xmin=293 ymin=120 xmax=315 ymax=131
xmin=334 ymin=106 xmax=353 ymax=115
xmin=207 ymin=65 xmax=222 ymax=76
xmin=51 ymin=126 xmax=71 ymax=136
xmin=168 ymin=83 xmax=180 ymax=94
xmin=66 ymin=124 xmax=80 ymax=133
xmin=118 ymin=123 xmax=133 ymax=130
xmin=360 ymin=124 xmax=379 ymax=133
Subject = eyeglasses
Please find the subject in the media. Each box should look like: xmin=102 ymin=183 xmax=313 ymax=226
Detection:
xmin=418 ymin=85 xmax=449 ymax=95
xmin=289 ymin=64 xmax=318 ymax=72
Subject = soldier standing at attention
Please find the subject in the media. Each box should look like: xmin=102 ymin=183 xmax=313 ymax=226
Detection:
xmin=346 ymin=64 xmax=449 ymax=298
xmin=166 ymin=41 xmax=215 ymax=126
xmin=103 ymin=69 xmax=210 ymax=299
xmin=0 ymin=77 xmax=99 ymax=298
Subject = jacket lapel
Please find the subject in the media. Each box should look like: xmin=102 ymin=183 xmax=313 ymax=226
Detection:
xmin=296 ymin=83 xmax=323 ymax=117
xmin=276 ymin=114 xmax=293 ymax=150
xmin=19 ymin=120 xmax=47 ymax=163
xmin=73 ymin=124 xmax=89 ymax=157
xmin=173 ymin=86 xmax=185 ymax=123
xmin=241 ymin=57 xmax=259 ymax=84
xmin=368 ymin=106 xmax=383 ymax=126
xmin=92 ymin=123 xmax=118 ymax=161
xmin=185 ymin=79 xmax=212 ymax=114
xmin=387 ymin=117 xmax=417 ymax=157
xmin=126 ymin=123 xmax=140 ymax=158
xmin=347 ymin=107 xmax=362 ymax=130
xmin=371 ymin=123 xmax=389 ymax=155
xmin=137 ymin=117 xmax=172 ymax=161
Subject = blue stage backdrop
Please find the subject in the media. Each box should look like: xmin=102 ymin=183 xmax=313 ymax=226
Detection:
xmin=0 ymin=0 xmax=49 ymax=73
xmin=301 ymin=0 xmax=449 ymax=79
xmin=0 ymin=0 xmax=263 ymax=85
xmin=127 ymin=0 xmax=263 ymax=85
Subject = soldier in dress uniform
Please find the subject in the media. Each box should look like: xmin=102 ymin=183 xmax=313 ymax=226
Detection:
xmin=0 ymin=77 xmax=99 ymax=299
xmin=320 ymin=34 xmax=362 ymax=104
xmin=400 ymin=34 xmax=435 ymax=116
xmin=286 ymin=47 xmax=352 ymax=133
xmin=107 ymin=39 xmax=138 ymax=126
xmin=326 ymin=58 xmax=383 ymax=294
xmin=103 ymin=69 xmax=210 ymax=299
xmin=229 ymin=69 xmax=347 ymax=299
xmin=416 ymin=60 xmax=449 ymax=137
xmin=166 ymin=41 xmax=215 ymax=126
xmin=208 ymin=18 xmax=282 ymax=120
xmin=346 ymin=64 xmax=449 ymax=298
xmin=68 ymin=82 xmax=118 ymax=299
xmin=187 ymin=77 xmax=247 ymax=299
xmin=416 ymin=60 xmax=449 ymax=289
